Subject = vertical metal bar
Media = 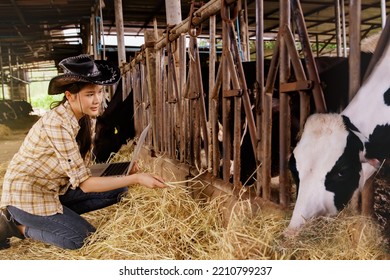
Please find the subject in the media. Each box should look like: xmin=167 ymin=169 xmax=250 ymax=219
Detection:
xmin=0 ymin=44 xmax=4 ymax=100
xmin=348 ymin=0 xmax=361 ymax=102
xmin=167 ymin=52 xmax=173 ymax=158
xmin=114 ymin=0 xmax=127 ymax=101
xmin=209 ymin=15 xmax=218 ymax=174
xmin=279 ymin=0 xmax=291 ymax=208
xmin=189 ymin=37 xmax=202 ymax=168
xmin=341 ymin=0 xmax=347 ymax=57
xmin=144 ymin=30 xmax=158 ymax=146
xmin=291 ymin=0 xmax=327 ymax=113
xmin=211 ymin=62 xmax=223 ymax=176
xmin=165 ymin=0 xmax=183 ymax=161
xmin=222 ymin=19 xmax=232 ymax=182
xmin=335 ymin=0 xmax=342 ymax=57
xmin=283 ymin=25 xmax=310 ymax=131
xmin=179 ymin=36 xmax=186 ymax=162
xmin=262 ymin=34 xmax=280 ymax=200
xmin=194 ymin=41 xmax=209 ymax=163
xmin=228 ymin=21 xmax=257 ymax=158
xmin=381 ymin=0 xmax=386 ymax=29
xmin=226 ymin=51 xmax=242 ymax=187
xmin=8 ymin=47 xmax=13 ymax=100
xmin=91 ymin=7 xmax=99 ymax=59
xmin=256 ymin=0 xmax=265 ymax=197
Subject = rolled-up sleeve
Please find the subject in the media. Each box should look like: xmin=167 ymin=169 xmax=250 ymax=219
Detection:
xmin=43 ymin=114 xmax=91 ymax=189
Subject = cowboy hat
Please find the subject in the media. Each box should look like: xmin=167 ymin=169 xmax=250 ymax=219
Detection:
xmin=48 ymin=54 xmax=120 ymax=95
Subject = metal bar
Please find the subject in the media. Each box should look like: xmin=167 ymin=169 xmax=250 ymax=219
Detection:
xmin=8 ymin=47 xmax=13 ymax=100
xmin=226 ymin=49 xmax=242 ymax=187
xmin=194 ymin=40 xmax=209 ymax=164
xmin=179 ymin=36 xmax=186 ymax=163
xmin=128 ymin=0 xmax=239 ymax=70
xmin=348 ymin=0 xmax=361 ymax=101
xmin=209 ymin=14 xmax=218 ymax=175
xmin=0 ymin=44 xmax=5 ymax=100
xmin=114 ymin=0 xmax=127 ymax=101
xmin=381 ymin=0 xmax=387 ymax=28
xmin=279 ymin=0 xmax=291 ymax=208
xmin=335 ymin=0 xmax=342 ymax=57
xmin=211 ymin=60 xmax=222 ymax=176
xmin=283 ymin=25 xmax=310 ymax=131
xmin=157 ymin=50 xmax=165 ymax=152
xmin=279 ymin=80 xmax=312 ymax=93
xmin=227 ymin=21 xmax=258 ymax=159
xmin=291 ymin=0 xmax=327 ymax=113
xmin=222 ymin=19 xmax=232 ymax=182
xmin=341 ymin=0 xmax=347 ymax=57
xmin=144 ymin=30 xmax=158 ymax=148
xmin=261 ymin=32 xmax=280 ymax=200
xmin=256 ymin=0 xmax=265 ymax=197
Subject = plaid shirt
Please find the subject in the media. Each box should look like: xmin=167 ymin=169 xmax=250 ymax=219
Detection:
xmin=1 ymin=101 xmax=93 ymax=216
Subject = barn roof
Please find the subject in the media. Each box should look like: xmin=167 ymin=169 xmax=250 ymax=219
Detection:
xmin=0 ymin=0 xmax=387 ymax=68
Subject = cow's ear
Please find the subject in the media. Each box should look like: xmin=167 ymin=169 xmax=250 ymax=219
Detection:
xmin=359 ymin=150 xmax=381 ymax=169
xmin=359 ymin=162 xmax=377 ymax=191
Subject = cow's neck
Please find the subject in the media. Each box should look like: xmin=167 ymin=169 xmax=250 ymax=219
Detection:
xmin=341 ymin=42 xmax=390 ymax=138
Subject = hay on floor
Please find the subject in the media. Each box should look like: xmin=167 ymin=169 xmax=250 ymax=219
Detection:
xmin=0 ymin=124 xmax=11 ymax=138
xmin=0 ymin=141 xmax=389 ymax=260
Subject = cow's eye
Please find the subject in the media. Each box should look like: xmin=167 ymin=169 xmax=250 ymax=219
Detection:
xmin=337 ymin=171 xmax=344 ymax=177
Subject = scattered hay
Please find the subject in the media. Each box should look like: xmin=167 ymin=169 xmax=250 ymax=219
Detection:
xmin=0 ymin=124 xmax=11 ymax=138
xmin=281 ymin=209 xmax=388 ymax=260
xmin=0 ymin=142 xmax=389 ymax=260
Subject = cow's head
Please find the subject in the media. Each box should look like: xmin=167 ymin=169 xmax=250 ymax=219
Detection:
xmin=285 ymin=113 xmax=377 ymax=235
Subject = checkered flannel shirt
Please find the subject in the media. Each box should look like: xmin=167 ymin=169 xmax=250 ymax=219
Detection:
xmin=1 ymin=101 xmax=93 ymax=216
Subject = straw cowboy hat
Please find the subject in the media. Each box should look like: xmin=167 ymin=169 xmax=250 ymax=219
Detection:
xmin=48 ymin=54 xmax=121 ymax=95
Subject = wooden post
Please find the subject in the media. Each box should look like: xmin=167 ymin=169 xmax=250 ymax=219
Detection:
xmin=165 ymin=0 xmax=182 ymax=25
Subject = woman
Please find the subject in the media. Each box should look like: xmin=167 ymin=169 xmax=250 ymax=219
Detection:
xmin=0 ymin=54 xmax=166 ymax=250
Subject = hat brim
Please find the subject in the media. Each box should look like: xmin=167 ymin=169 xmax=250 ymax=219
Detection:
xmin=48 ymin=60 xmax=120 ymax=95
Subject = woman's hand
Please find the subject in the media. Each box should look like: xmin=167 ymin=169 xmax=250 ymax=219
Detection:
xmin=135 ymin=173 xmax=167 ymax=189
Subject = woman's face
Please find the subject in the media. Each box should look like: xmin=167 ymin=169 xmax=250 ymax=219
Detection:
xmin=66 ymin=84 xmax=104 ymax=119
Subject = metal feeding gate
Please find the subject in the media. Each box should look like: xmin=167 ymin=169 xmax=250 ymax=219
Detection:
xmin=121 ymin=0 xmax=380 ymax=217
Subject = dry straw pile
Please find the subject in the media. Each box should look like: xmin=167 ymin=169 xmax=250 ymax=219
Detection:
xmin=0 ymin=140 xmax=389 ymax=260
xmin=0 ymin=124 xmax=11 ymax=138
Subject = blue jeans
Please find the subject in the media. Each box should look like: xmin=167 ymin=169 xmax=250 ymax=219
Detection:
xmin=7 ymin=186 xmax=128 ymax=250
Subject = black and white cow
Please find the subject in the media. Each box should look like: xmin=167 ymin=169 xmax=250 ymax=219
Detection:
xmin=286 ymin=39 xmax=390 ymax=234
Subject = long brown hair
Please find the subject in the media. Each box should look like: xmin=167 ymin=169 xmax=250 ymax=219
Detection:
xmin=50 ymin=82 xmax=93 ymax=160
